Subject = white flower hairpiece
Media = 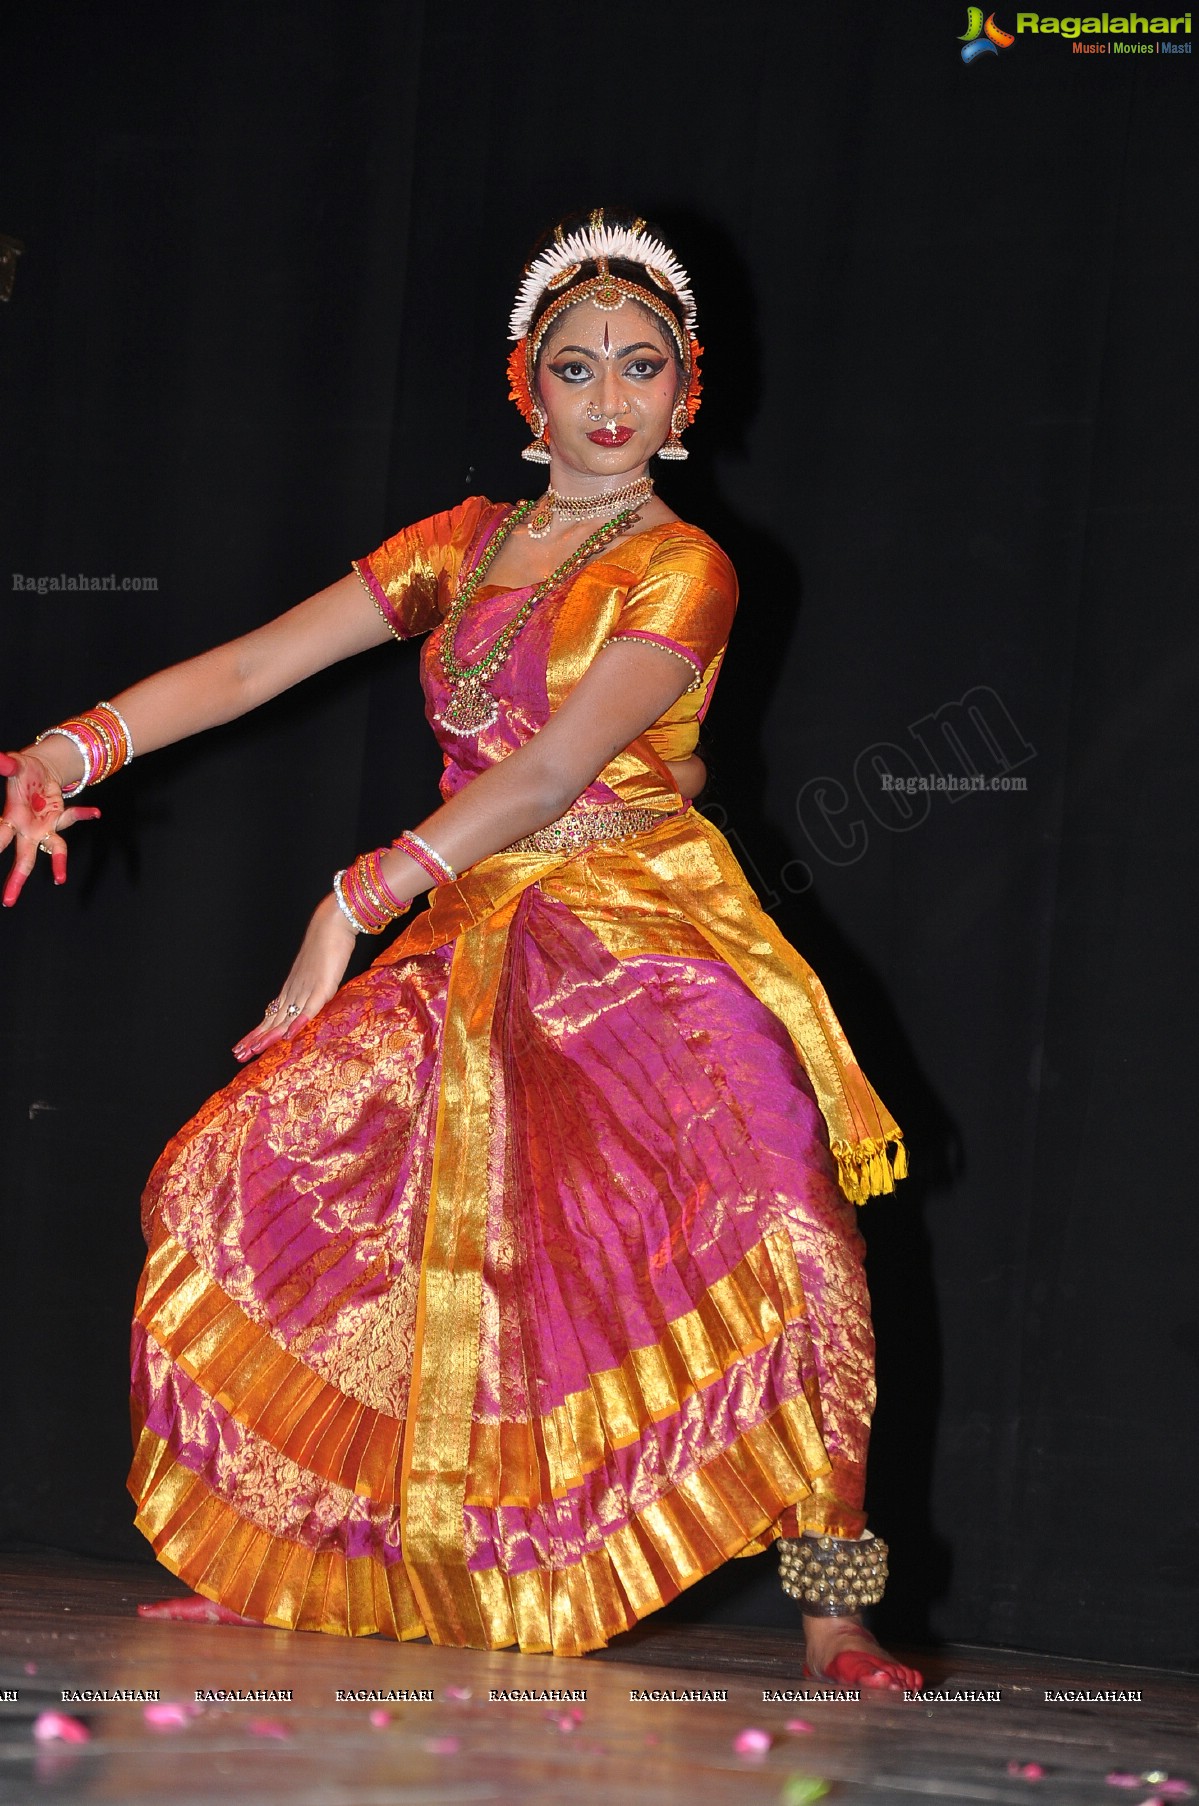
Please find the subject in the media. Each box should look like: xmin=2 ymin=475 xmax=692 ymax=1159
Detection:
xmin=508 ymin=220 xmax=697 ymax=342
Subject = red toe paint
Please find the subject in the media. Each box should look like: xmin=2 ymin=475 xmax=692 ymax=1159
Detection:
xmin=804 ymin=1651 xmax=923 ymax=1691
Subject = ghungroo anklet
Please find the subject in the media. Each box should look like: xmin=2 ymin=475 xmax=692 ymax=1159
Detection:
xmin=778 ymin=1531 xmax=889 ymax=1617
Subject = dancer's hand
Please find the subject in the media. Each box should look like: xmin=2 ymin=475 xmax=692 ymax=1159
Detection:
xmin=0 ymin=750 xmax=102 ymax=907
xmin=232 ymin=892 xmax=358 ymax=1062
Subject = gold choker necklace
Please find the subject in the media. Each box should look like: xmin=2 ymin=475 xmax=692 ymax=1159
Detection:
xmin=525 ymin=476 xmax=654 ymax=540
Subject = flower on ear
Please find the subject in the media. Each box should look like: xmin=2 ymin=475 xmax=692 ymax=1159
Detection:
xmin=684 ymin=339 xmax=704 ymax=423
xmin=507 ymin=340 xmax=535 ymax=424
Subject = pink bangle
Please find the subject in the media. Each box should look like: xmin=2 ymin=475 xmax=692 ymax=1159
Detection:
xmin=333 ymin=848 xmax=413 ymax=934
xmin=35 ymin=701 xmax=135 ymax=797
xmin=393 ymin=829 xmax=457 ymax=885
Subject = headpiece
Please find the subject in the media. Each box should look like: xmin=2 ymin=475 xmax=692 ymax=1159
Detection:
xmin=506 ymin=210 xmax=703 ymax=440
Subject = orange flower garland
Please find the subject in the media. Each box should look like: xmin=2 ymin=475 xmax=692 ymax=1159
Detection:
xmin=507 ymin=340 xmax=534 ymax=425
xmin=684 ymin=338 xmax=703 ymax=423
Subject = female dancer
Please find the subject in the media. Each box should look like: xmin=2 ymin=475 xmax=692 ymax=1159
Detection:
xmin=0 ymin=210 xmax=918 ymax=1688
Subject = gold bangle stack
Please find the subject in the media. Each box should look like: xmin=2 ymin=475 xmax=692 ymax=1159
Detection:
xmin=777 ymin=1533 xmax=889 ymax=1617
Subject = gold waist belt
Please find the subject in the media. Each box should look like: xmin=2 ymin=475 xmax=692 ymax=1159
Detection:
xmin=504 ymin=802 xmax=678 ymax=856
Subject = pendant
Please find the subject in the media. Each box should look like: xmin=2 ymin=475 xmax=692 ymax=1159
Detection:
xmin=525 ymin=493 xmax=554 ymax=539
xmin=433 ymin=674 xmax=499 ymax=734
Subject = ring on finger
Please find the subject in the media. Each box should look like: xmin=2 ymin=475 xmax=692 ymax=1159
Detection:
xmin=266 ymin=996 xmax=283 ymax=1015
xmin=285 ymin=1003 xmax=300 ymax=1018
xmin=38 ymin=839 xmax=53 ymax=855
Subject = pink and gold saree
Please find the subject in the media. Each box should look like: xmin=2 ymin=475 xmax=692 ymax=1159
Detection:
xmin=129 ymin=497 xmax=905 ymax=1656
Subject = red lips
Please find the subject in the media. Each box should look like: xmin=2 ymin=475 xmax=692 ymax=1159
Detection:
xmin=587 ymin=427 xmax=634 ymax=446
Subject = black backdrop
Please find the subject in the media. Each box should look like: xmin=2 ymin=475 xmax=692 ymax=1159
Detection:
xmin=1 ymin=2 xmax=1196 ymax=1671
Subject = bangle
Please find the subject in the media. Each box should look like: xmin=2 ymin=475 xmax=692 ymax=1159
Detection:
xmin=393 ymin=828 xmax=457 ymax=884
xmin=101 ymin=700 xmax=135 ymax=763
xmin=332 ymin=871 xmax=363 ymax=934
xmin=333 ymin=848 xmax=413 ymax=935
xmin=35 ymin=701 xmax=135 ymax=799
xmin=34 ymin=727 xmax=93 ymax=800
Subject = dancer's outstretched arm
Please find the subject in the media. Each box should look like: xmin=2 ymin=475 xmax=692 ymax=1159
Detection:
xmin=1 ymin=573 xmax=704 ymax=904
xmin=0 ymin=573 xmax=408 ymax=904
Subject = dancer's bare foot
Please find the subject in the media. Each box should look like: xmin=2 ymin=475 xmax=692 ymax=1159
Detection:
xmin=137 ymin=1595 xmax=260 ymax=1626
xmin=801 ymin=1613 xmax=923 ymax=1691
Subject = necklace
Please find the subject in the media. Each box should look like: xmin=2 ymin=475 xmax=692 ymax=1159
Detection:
xmin=434 ymin=498 xmax=645 ymax=734
xmin=525 ymin=475 xmax=654 ymax=540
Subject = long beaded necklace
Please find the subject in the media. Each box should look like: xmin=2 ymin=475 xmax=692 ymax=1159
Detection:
xmin=434 ymin=497 xmax=646 ymax=734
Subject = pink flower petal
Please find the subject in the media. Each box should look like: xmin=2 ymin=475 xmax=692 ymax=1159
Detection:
xmin=23 ymin=1662 xmax=38 ymax=1676
xmin=443 ymin=1685 xmax=472 ymax=1701
xmin=143 ymin=1702 xmax=199 ymax=1730
xmin=785 ymin=1718 xmax=815 ymax=1734
xmin=32 ymin=1712 xmax=90 ymax=1744
xmin=1109 ymin=1779 xmax=1143 ymax=1791
xmin=1006 ymin=1761 xmax=1045 ymax=1780
xmin=368 ymin=1708 xmax=391 ymax=1729
xmin=247 ymin=1717 xmax=291 ymax=1740
xmin=734 ymin=1726 xmax=773 ymax=1755
xmin=424 ymin=1736 xmax=460 ymax=1755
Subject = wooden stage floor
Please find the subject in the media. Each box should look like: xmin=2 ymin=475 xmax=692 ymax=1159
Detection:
xmin=0 ymin=1552 xmax=1194 ymax=1804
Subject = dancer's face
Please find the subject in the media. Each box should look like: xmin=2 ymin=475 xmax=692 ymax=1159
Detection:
xmin=535 ymin=299 xmax=680 ymax=487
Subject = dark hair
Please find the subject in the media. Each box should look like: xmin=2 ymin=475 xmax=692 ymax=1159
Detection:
xmin=524 ymin=207 xmax=690 ymax=372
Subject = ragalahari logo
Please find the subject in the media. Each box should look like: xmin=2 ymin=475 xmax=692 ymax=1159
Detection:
xmin=959 ymin=8 xmax=1016 ymax=57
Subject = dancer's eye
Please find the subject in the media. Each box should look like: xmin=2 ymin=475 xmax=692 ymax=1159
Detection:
xmin=546 ymin=360 xmax=593 ymax=384
xmin=625 ymin=356 xmax=668 ymax=380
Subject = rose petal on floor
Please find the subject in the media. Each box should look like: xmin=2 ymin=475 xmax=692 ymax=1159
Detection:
xmin=143 ymin=1702 xmax=200 ymax=1730
xmin=733 ymin=1726 xmax=772 ymax=1755
xmin=247 ymin=1717 xmax=291 ymax=1740
xmin=32 ymin=1712 xmax=90 ymax=1744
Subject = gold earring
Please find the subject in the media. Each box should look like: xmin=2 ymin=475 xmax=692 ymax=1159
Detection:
xmin=521 ymin=403 xmax=550 ymax=464
xmin=656 ymin=402 xmax=690 ymax=462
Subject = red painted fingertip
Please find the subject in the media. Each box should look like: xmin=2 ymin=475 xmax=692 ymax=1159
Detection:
xmin=0 ymin=752 xmax=17 ymax=776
